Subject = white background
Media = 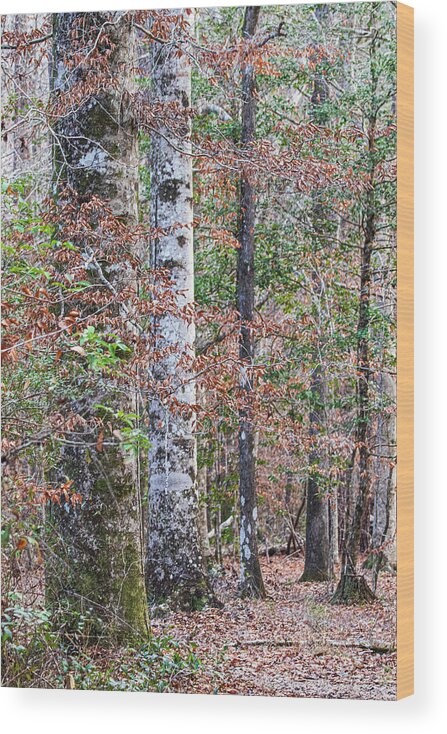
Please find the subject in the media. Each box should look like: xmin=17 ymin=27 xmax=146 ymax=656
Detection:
xmin=1 ymin=0 xmax=446 ymax=731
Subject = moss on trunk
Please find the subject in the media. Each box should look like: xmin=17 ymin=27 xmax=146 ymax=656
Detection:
xmin=47 ymin=437 xmax=149 ymax=642
xmin=331 ymin=573 xmax=375 ymax=606
xmin=48 ymin=12 xmax=149 ymax=642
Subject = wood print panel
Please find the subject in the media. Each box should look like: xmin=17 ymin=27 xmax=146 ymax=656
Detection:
xmin=1 ymin=2 xmax=414 ymax=699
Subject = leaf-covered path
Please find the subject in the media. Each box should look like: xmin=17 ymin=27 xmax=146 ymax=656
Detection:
xmin=152 ymin=556 xmax=397 ymax=700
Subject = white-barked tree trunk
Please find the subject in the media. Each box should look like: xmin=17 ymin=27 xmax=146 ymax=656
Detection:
xmin=146 ymin=10 xmax=212 ymax=611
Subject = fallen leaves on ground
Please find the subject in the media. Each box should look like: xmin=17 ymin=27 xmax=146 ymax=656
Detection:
xmin=153 ymin=555 xmax=396 ymax=700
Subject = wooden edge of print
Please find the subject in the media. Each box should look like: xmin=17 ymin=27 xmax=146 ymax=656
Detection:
xmin=396 ymin=1 xmax=414 ymax=701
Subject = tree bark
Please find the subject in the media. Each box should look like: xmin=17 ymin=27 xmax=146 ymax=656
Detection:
xmin=237 ymin=6 xmax=265 ymax=599
xmin=332 ymin=7 xmax=382 ymax=605
xmin=300 ymin=48 xmax=331 ymax=583
xmin=299 ymin=360 xmax=331 ymax=581
xmin=47 ymin=11 xmax=148 ymax=641
xmin=332 ymin=204 xmax=376 ymax=604
xmin=146 ymin=9 xmax=212 ymax=611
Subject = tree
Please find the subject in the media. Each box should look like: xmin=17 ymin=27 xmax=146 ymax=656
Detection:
xmin=146 ymin=9 xmax=212 ymax=611
xmin=300 ymin=5 xmax=331 ymax=582
xmin=332 ymin=3 xmax=395 ymax=604
xmin=237 ymin=5 xmax=266 ymax=599
xmin=46 ymin=11 xmax=149 ymax=639
xmin=332 ymin=174 xmax=376 ymax=603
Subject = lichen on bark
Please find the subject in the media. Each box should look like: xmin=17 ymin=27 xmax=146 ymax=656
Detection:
xmin=46 ymin=11 xmax=148 ymax=641
xmin=146 ymin=10 xmax=214 ymax=612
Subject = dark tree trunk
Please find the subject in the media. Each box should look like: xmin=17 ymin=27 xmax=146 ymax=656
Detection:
xmin=300 ymin=46 xmax=331 ymax=582
xmin=300 ymin=364 xmax=331 ymax=581
xmin=332 ymin=167 xmax=376 ymax=605
xmin=237 ymin=6 xmax=265 ymax=599
xmin=46 ymin=11 xmax=149 ymax=641
xmin=332 ymin=8 xmax=381 ymax=605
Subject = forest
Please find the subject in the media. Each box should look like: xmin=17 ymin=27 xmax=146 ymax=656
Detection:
xmin=1 ymin=2 xmax=397 ymax=699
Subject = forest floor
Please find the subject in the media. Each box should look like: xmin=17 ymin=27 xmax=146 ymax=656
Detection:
xmin=152 ymin=555 xmax=397 ymax=700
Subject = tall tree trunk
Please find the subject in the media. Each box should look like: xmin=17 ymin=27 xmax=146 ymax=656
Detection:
xmin=332 ymin=197 xmax=376 ymax=604
xmin=300 ymin=43 xmax=331 ymax=582
xmin=237 ymin=6 xmax=265 ymax=599
xmin=300 ymin=361 xmax=331 ymax=581
xmin=146 ymin=10 xmax=212 ymax=611
xmin=46 ymin=12 xmax=148 ymax=640
xmin=332 ymin=135 xmax=378 ymax=604
xmin=332 ymin=10 xmax=380 ymax=604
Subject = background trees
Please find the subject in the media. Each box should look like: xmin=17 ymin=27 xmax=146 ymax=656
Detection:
xmin=1 ymin=2 xmax=397 ymax=693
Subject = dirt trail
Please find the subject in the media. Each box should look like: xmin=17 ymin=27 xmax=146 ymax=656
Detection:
xmin=152 ymin=556 xmax=397 ymax=700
